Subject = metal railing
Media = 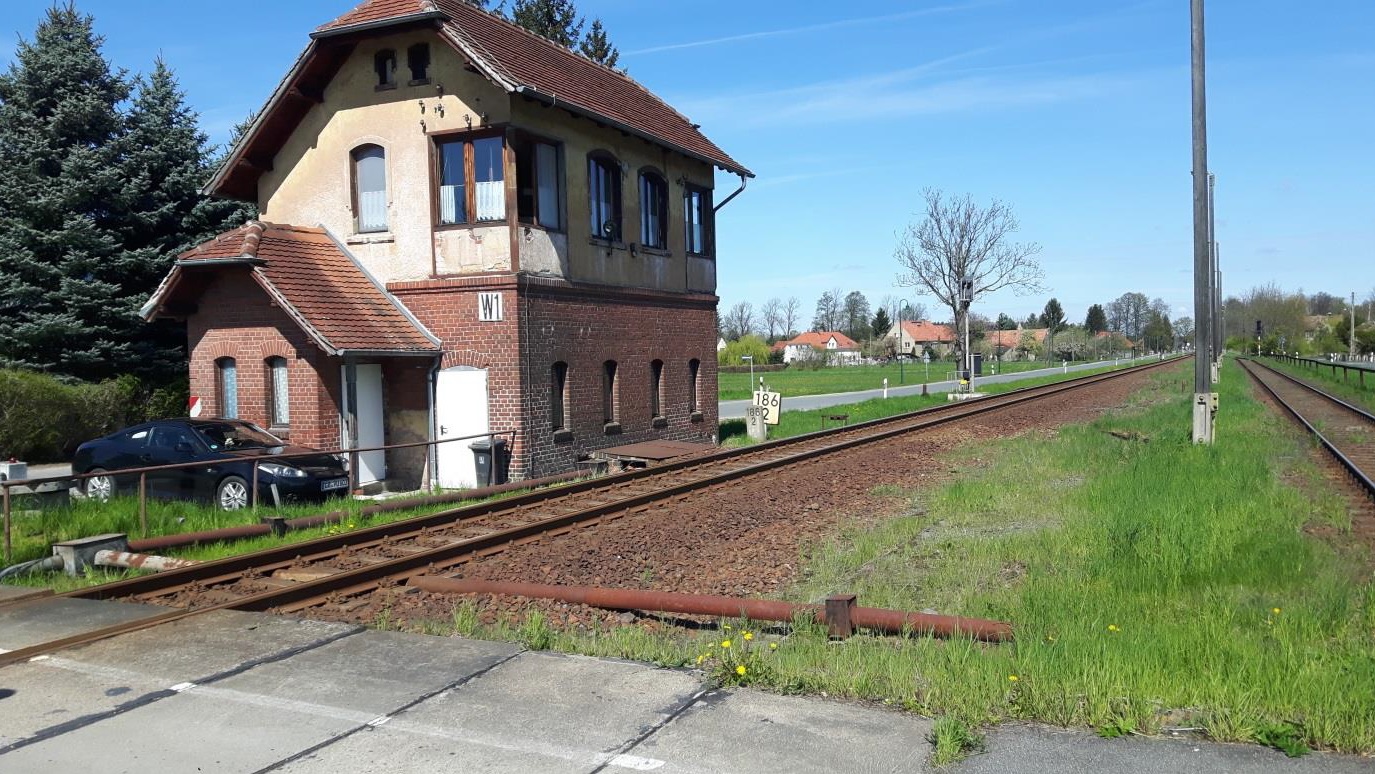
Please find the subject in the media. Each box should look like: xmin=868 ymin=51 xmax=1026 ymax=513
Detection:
xmin=1 ymin=429 xmax=514 ymax=565
xmin=1269 ymin=353 xmax=1371 ymax=389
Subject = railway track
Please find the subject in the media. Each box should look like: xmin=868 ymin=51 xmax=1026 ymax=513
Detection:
xmin=1 ymin=358 xmax=1179 ymax=665
xmin=1240 ymin=358 xmax=1375 ymax=500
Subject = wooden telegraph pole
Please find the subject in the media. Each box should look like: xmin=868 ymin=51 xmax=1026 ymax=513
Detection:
xmin=1191 ymin=0 xmax=1216 ymax=443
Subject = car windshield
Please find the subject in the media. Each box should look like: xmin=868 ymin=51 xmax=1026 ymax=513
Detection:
xmin=193 ymin=422 xmax=283 ymax=451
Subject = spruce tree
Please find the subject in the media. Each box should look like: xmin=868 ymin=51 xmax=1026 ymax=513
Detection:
xmin=579 ymin=18 xmax=620 ymax=68
xmin=116 ymin=59 xmax=254 ymax=380
xmin=511 ymin=0 xmax=583 ymax=47
xmin=0 ymin=5 xmax=132 ymax=381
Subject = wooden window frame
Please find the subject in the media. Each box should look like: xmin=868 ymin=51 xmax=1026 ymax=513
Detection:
xmin=684 ymin=184 xmax=714 ymax=258
xmin=638 ymin=169 xmax=669 ymax=250
xmin=431 ymin=129 xmax=507 ymax=230
xmin=587 ymin=151 xmax=622 ymax=244
xmin=513 ymin=131 xmax=565 ymax=233
xmin=266 ymin=356 xmax=290 ymax=429
xmin=351 ymin=143 xmax=388 ymax=234
xmin=215 ymin=357 xmax=238 ymax=420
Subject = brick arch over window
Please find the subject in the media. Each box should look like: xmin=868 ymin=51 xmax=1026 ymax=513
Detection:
xmin=441 ymin=349 xmax=494 ymax=370
xmin=199 ymin=339 xmax=298 ymax=362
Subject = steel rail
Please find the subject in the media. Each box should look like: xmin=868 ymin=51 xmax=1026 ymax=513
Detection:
xmin=69 ymin=357 xmax=1177 ymax=606
xmin=1240 ymin=359 xmax=1375 ymax=498
xmin=0 ymin=357 xmax=1180 ymax=666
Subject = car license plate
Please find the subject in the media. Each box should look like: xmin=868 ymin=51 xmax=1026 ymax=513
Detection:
xmin=320 ymin=478 xmax=349 ymax=492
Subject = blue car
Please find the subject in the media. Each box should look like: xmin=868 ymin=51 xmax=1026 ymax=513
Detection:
xmin=72 ymin=419 xmax=350 ymax=510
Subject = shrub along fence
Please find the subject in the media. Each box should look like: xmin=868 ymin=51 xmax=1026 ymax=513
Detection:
xmin=0 ymin=369 xmax=188 ymax=462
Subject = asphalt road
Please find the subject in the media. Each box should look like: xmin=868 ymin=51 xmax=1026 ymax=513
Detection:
xmin=719 ymin=357 xmax=1157 ymax=420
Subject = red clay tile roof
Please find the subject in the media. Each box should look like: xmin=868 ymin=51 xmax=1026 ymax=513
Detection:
xmin=317 ymin=0 xmax=434 ymax=31
xmin=212 ymin=1 xmax=748 ymax=200
xmin=985 ymin=328 xmax=1048 ymax=348
xmin=154 ymin=222 xmax=439 ymax=354
xmin=897 ymin=320 xmax=956 ymax=343
xmin=783 ymin=331 xmax=860 ymax=350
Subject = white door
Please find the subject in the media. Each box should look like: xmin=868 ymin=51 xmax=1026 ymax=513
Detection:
xmin=436 ymin=366 xmax=489 ymax=489
xmin=343 ymin=363 xmax=386 ymax=485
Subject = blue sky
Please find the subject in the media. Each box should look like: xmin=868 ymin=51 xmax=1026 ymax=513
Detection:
xmin=4 ymin=0 xmax=1372 ymax=326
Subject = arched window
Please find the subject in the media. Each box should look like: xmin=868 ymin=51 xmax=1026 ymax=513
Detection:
xmin=551 ymin=361 xmax=568 ymax=431
xmin=374 ymin=49 xmax=397 ymax=88
xmin=688 ymin=358 xmax=701 ymax=413
xmin=639 ymin=171 xmax=667 ymax=249
xmin=588 ymin=153 xmax=621 ymax=241
xmin=352 ymin=144 xmax=387 ymax=233
xmin=216 ymin=357 xmax=238 ymax=419
xmin=602 ymin=360 xmax=618 ymax=425
xmin=267 ymin=357 xmax=289 ymax=427
xmin=650 ymin=359 xmax=664 ymax=419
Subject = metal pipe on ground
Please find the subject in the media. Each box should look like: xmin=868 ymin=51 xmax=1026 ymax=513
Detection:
xmin=93 ymin=550 xmax=201 ymax=573
xmin=407 ymin=577 xmax=1014 ymax=643
xmin=125 ymin=471 xmax=585 ymax=553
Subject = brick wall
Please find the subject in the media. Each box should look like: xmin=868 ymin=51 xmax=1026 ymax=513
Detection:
xmin=187 ymin=271 xmax=341 ymax=448
xmin=517 ymin=278 xmax=719 ymax=478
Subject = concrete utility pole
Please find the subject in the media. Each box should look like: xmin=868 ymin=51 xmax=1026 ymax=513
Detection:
xmin=1190 ymin=0 xmax=1215 ymax=444
xmin=1352 ymin=292 xmax=1358 ymax=360
xmin=1208 ymin=173 xmax=1221 ymax=383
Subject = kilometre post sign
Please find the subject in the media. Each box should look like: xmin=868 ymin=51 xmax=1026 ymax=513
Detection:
xmin=751 ymin=390 xmax=782 ymax=425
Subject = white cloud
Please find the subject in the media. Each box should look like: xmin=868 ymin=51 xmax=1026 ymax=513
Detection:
xmin=624 ymin=2 xmax=999 ymax=57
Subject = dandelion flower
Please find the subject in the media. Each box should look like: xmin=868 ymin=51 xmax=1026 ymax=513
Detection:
xmin=1272 ymin=607 xmax=1281 ymax=615
xmin=721 ymin=639 xmax=732 ymax=649
xmin=1107 ymin=624 xmax=1120 ymax=633
xmin=723 ymin=623 xmax=732 ymax=631
xmin=696 ymin=655 xmax=704 ymax=664
xmin=736 ymin=665 xmax=747 ymax=676
xmin=744 ymin=632 xmax=754 ymax=641
xmin=769 ymin=643 xmax=778 ymax=650
xmin=1008 ymin=675 xmax=1019 ymax=682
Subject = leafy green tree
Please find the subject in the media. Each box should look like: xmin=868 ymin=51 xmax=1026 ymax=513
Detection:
xmin=871 ymin=307 xmax=892 ymax=339
xmin=579 ymin=18 xmax=620 ymax=68
xmin=0 ymin=6 xmax=132 ymax=381
xmin=995 ymin=313 xmax=1017 ymax=330
xmin=842 ymin=290 xmax=871 ymax=341
xmin=1084 ymin=303 xmax=1108 ymax=334
xmin=1023 ymin=313 xmax=1040 ymax=328
xmin=511 ymin=0 xmax=584 ymax=47
xmin=718 ymin=335 xmax=771 ymax=368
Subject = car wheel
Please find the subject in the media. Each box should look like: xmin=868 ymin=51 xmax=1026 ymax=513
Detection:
xmin=216 ymin=475 xmax=250 ymax=511
xmin=85 ymin=469 xmax=115 ymax=502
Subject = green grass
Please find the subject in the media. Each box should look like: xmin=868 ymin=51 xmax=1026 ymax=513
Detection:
xmin=2 ymin=488 xmax=538 ymax=592
xmin=719 ymin=359 xmax=1097 ymax=400
xmin=409 ymin=358 xmax=1375 ymax=755
xmin=1261 ymin=356 xmax=1375 ymax=414
xmin=720 ymin=362 xmax=1136 ymax=445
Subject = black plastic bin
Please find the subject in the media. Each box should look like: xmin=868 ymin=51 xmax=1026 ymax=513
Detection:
xmin=468 ymin=437 xmax=509 ymax=486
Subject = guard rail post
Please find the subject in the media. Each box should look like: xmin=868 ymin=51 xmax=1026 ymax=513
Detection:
xmin=3 ymin=483 xmax=11 ymax=565
xmin=251 ymin=461 xmax=260 ymax=510
xmin=139 ymin=472 xmax=148 ymax=537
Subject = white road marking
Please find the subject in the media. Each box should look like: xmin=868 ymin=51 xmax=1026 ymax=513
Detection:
xmin=608 ymin=753 xmax=667 ymax=770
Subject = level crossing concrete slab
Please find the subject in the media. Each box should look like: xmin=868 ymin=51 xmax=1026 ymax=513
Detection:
xmin=950 ymin=723 xmax=1375 ymax=774
xmin=0 ymin=595 xmax=164 ymax=651
xmin=0 ymin=583 xmax=49 ymax=606
xmin=276 ymin=650 xmax=705 ymax=773
xmin=628 ymin=687 xmax=933 ymax=772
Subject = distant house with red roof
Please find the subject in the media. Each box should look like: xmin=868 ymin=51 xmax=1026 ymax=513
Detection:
xmin=984 ymin=327 xmax=1049 ymax=360
xmin=774 ymin=331 xmax=861 ymax=365
xmin=885 ymin=320 xmax=956 ymax=358
xmin=141 ymin=0 xmax=749 ymax=491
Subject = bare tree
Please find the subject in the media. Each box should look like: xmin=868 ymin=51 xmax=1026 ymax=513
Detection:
xmin=1107 ymin=292 xmax=1150 ymax=339
xmin=782 ymin=296 xmax=800 ymax=338
xmin=812 ymin=289 xmax=843 ymax=332
xmin=895 ymin=190 xmax=1044 ymax=368
xmin=760 ymin=297 xmax=784 ymax=341
xmin=723 ymin=301 xmax=755 ymax=340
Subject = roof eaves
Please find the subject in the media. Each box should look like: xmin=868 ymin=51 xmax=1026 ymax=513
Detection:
xmin=310 ymin=10 xmax=446 ymax=39
xmin=202 ymin=42 xmax=319 ymax=198
xmin=436 ymin=22 xmax=517 ymax=91
xmin=173 ymin=256 xmax=266 ymax=268
xmin=248 ymin=268 xmax=341 ymax=356
xmin=140 ymin=264 xmax=183 ymax=321
xmin=320 ymin=225 xmax=443 ymax=348
xmin=512 ymin=85 xmax=754 ymax=178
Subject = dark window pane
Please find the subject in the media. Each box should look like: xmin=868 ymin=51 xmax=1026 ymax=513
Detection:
xmin=438 ymin=140 xmax=466 ymax=225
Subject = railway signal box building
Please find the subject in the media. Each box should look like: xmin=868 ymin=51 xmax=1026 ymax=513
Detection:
xmin=143 ymin=0 xmax=750 ymax=489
